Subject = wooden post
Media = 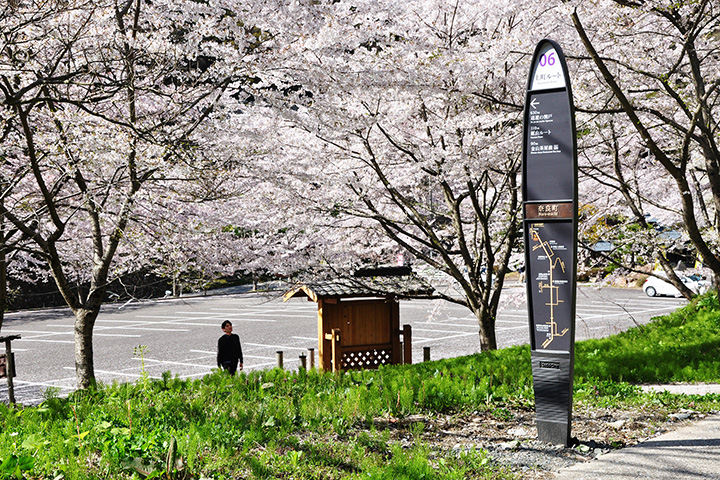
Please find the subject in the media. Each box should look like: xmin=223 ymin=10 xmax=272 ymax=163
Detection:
xmin=1 ymin=335 xmax=20 ymax=404
xmin=423 ymin=346 xmax=431 ymax=362
xmin=308 ymin=348 xmax=315 ymax=369
xmin=390 ymin=299 xmax=402 ymax=364
xmin=299 ymin=353 xmax=307 ymax=370
xmin=325 ymin=328 xmax=342 ymax=373
xmin=402 ymin=325 xmax=412 ymax=365
xmin=317 ymin=299 xmax=325 ymax=370
xmin=276 ymin=351 xmax=284 ymax=369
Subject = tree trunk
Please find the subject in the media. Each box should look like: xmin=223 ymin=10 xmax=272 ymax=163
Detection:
xmin=173 ymin=271 xmax=179 ymax=297
xmin=74 ymin=307 xmax=100 ymax=389
xmin=475 ymin=306 xmax=498 ymax=351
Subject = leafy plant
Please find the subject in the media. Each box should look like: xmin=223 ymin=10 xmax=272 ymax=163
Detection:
xmin=0 ymin=455 xmax=34 ymax=479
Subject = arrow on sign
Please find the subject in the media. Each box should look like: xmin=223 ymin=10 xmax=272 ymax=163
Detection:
xmin=530 ymin=98 xmax=539 ymax=109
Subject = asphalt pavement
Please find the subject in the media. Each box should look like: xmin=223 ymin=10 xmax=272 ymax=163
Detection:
xmin=0 ymin=283 xmax=689 ymax=405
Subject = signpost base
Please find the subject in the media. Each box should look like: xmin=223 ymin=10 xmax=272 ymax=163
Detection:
xmin=532 ymin=350 xmax=573 ymax=446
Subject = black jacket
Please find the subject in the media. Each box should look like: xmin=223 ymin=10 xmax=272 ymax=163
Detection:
xmin=217 ymin=333 xmax=243 ymax=366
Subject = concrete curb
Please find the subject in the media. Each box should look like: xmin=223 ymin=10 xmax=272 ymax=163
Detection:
xmin=640 ymin=384 xmax=720 ymax=396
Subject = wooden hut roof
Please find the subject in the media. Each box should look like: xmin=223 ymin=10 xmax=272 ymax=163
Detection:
xmin=283 ymin=273 xmax=434 ymax=303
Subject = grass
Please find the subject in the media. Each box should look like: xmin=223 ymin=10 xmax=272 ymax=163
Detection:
xmin=1 ymin=292 xmax=719 ymax=479
xmin=575 ymin=292 xmax=720 ymax=384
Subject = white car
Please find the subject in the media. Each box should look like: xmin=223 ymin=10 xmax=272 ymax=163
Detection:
xmin=643 ymin=274 xmax=710 ymax=297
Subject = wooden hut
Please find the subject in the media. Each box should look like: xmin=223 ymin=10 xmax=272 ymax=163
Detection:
xmin=283 ymin=267 xmax=433 ymax=372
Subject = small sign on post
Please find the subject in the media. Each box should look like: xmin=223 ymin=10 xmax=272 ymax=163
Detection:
xmin=522 ymin=39 xmax=578 ymax=446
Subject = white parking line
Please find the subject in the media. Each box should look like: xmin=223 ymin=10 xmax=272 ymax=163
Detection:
xmin=186 ymin=353 xmax=277 ymax=363
xmin=18 ymin=330 xmax=140 ymax=340
xmin=94 ymin=333 xmax=143 ymax=338
xmin=188 ymin=352 xmax=278 ymax=361
xmin=140 ymin=358 xmax=215 ymax=369
xmin=228 ymin=313 xmax=312 ymax=318
xmin=99 ymin=319 xmax=154 ymax=323
xmin=178 ymin=311 xmax=290 ymax=318
xmin=495 ymin=319 xmax=528 ymax=324
xmin=108 ymin=327 xmax=192 ymax=332
xmin=2 ymin=329 xmax=71 ymax=335
xmin=211 ymin=308 xmax=316 ymax=314
xmin=160 ymin=322 xmax=223 ymax=327
xmin=244 ymin=342 xmax=310 ymax=351
xmin=576 ymin=307 xmax=637 ymax=314
xmin=496 ymin=325 xmax=529 ymax=331
xmin=181 ymin=371 xmax=216 ymax=378
xmin=632 ymin=303 xmax=687 ymax=309
xmin=246 ymin=359 xmax=300 ymax=369
xmin=52 ymin=323 xmax=192 ymax=333
xmin=17 ymin=339 xmax=74 ymax=344
xmin=420 ymin=322 xmax=479 ymax=328
xmin=138 ymin=315 xmax=275 ymax=323
xmin=106 ymin=326 xmax=191 ymax=332
xmin=577 ymin=306 xmax=680 ymax=320
xmin=15 ymin=379 xmax=76 ymax=389
xmin=414 ymin=327 xmax=478 ymax=335
xmin=414 ymin=332 xmax=476 ymax=344
xmin=91 ymin=369 xmax=156 ymax=379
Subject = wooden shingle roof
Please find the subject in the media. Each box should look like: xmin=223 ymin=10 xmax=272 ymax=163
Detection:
xmin=283 ymin=273 xmax=434 ymax=303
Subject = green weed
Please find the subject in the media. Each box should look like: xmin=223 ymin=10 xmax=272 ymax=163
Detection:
xmin=0 ymin=455 xmax=34 ymax=479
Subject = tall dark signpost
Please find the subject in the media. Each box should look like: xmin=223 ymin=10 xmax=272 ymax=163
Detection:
xmin=522 ymin=39 xmax=577 ymax=446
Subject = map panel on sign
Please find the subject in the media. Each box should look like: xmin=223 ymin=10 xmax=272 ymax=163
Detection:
xmin=527 ymin=221 xmax=574 ymax=352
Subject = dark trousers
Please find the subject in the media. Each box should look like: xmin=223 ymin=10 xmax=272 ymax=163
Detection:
xmin=220 ymin=361 xmax=238 ymax=375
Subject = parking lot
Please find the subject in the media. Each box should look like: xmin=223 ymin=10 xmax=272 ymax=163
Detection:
xmin=1 ymin=284 xmax=686 ymax=404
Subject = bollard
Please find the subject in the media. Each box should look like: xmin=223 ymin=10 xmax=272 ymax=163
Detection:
xmin=276 ymin=351 xmax=284 ymax=369
xmin=402 ymin=324 xmax=412 ymax=365
xmin=308 ymin=348 xmax=315 ymax=369
xmin=423 ymin=346 xmax=431 ymax=362
xmin=299 ymin=353 xmax=307 ymax=370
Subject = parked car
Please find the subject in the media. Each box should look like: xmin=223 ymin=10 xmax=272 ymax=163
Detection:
xmin=643 ymin=273 xmax=710 ymax=297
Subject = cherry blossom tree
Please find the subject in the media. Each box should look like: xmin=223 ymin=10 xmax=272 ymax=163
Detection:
xmin=569 ymin=0 xmax=720 ymax=296
xmin=235 ymin=0 xmax=562 ymax=350
xmin=0 ymin=0 xmax=269 ymax=387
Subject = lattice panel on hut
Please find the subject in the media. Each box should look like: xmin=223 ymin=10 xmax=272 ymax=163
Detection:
xmin=341 ymin=348 xmax=392 ymax=370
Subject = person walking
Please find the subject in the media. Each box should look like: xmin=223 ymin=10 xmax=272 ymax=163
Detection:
xmin=217 ymin=320 xmax=243 ymax=374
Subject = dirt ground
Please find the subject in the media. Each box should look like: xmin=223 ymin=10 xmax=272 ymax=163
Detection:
xmin=375 ymin=405 xmax=709 ymax=479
